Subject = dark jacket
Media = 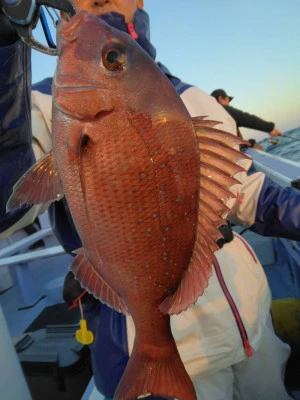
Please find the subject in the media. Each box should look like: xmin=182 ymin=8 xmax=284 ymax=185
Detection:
xmin=0 ymin=41 xmax=35 ymax=231
xmin=224 ymin=105 xmax=275 ymax=133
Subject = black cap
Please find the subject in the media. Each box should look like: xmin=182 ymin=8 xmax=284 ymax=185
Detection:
xmin=211 ymin=89 xmax=233 ymax=102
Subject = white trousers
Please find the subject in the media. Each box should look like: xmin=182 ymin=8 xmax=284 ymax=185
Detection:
xmin=192 ymin=315 xmax=292 ymax=400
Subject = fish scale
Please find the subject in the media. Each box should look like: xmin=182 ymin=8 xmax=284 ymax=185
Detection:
xmin=78 ymin=113 xmax=197 ymax=304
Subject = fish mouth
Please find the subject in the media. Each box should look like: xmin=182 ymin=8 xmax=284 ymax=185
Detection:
xmin=54 ymin=85 xmax=107 ymax=92
xmin=52 ymin=77 xmax=112 ymax=119
xmin=53 ymin=74 xmax=107 ymax=92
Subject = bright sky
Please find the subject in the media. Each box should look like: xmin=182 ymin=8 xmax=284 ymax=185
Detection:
xmin=32 ymin=0 xmax=300 ymax=134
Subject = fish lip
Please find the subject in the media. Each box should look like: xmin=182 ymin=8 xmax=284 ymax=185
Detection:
xmin=54 ymin=85 xmax=107 ymax=92
xmin=53 ymin=75 xmax=107 ymax=91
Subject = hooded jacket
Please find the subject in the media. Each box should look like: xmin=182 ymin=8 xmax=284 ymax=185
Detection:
xmin=0 ymin=9 xmax=299 ymax=399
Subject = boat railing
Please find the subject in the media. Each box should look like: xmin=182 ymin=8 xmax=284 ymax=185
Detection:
xmin=0 ymin=213 xmax=65 ymax=309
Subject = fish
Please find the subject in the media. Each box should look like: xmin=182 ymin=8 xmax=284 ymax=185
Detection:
xmin=7 ymin=10 xmax=249 ymax=400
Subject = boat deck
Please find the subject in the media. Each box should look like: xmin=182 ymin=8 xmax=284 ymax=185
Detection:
xmin=0 ymin=213 xmax=299 ymax=399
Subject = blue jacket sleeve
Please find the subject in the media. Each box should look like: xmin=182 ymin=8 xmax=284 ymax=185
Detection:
xmin=84 ymin=303 xmax=129 ymax=398
xmin=0 ymin=41 xmax=35 ymax=232
xmin=251 ymin=175 xmax=300 ymax=240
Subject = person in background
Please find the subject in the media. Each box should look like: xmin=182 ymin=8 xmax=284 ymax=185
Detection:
xmin=1 ymin=2 xmax=299 ymax=399
xmin=211 ymin=88 xmax=283 ymax=150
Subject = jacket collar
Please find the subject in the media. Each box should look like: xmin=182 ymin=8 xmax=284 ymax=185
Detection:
xmin=99 ymin=9 xmax=156 ymax=60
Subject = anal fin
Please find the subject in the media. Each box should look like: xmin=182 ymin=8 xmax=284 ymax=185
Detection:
xmin=70 ymin=248 xmax=128 ymax=314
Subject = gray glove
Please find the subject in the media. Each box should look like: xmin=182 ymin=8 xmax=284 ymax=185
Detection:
xmin=0 ymin=9 xmax=18 ymax=46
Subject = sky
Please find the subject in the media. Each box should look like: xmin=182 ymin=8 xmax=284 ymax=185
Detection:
xmin=31 ymin=0 xmax=300 ymax=138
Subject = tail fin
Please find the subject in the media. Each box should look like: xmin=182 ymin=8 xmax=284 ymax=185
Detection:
xmin=113 ymin=340 xmax=196 ymax=400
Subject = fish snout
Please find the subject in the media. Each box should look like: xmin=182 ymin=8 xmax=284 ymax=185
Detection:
xmin=58 ymin=10 xmax=91 ymax=43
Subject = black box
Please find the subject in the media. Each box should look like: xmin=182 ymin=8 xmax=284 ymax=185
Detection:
xmin=16 ymin=325 xmax=92 ymax=400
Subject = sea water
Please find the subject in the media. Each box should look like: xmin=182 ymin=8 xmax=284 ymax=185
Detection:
xmin=260 ymin=126 xmax=300 ymax=163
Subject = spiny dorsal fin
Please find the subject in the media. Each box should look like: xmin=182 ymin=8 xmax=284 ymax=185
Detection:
xmin=200 ymin=162 xmax=241 ymax=190
xmin=7 ymin=153 xmax=64 ymax=211
xmin=198 ymin=138 xmax=250 ymax=163
xmin=159 ymin=117 xmax=249 ymax=315
xmin=193 ymin=116 xmax=249 ymax=148
xmin=199 ymin=188 xmax=232 ymax=218
xmin=200 ymin=150 xmax=245 ymax=176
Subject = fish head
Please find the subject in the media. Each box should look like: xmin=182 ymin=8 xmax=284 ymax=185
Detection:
xmin=53 ymin=10 xmax=179 ymax=121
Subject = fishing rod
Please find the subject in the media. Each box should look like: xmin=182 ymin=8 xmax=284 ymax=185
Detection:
xmin=282 ymin=134 xmax=300 ymax=142
xmin=268 ymin=134 xmax=300 ymax=145
xmin=0 ymin=0 xmax=76 ymax=54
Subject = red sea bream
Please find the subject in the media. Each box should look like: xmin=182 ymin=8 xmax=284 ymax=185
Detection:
xmin=8 ymin=10 xmax=249 ymax=400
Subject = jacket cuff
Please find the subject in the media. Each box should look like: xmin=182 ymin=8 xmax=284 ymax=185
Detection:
xmin=251 ymin=175 xmax=300 ymax=240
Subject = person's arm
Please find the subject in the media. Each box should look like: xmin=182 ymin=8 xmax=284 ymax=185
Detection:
xmin=178 ymin=85 xmax=299 ymax=241
xmin=229 ymin=169 xmax=300 ymax=241
xmin=0 ymin=14 xmax=35 ymax=233
xmin=249 ymin=174 xmax=300 ymax=239
xmin=224 ymin=105 xmax=275 ymax=133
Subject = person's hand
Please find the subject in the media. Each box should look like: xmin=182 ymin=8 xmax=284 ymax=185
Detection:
xmin=252 ymin=143 xmax=264 ymax=151
xmin=0 ymin=9 xmax=18 ymax=46
xmin=269 ymin=128 xmax=284 ymax=137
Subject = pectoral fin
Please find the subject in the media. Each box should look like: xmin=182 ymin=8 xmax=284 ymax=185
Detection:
xmin=7 ymin=153 xmax=64 ymax=212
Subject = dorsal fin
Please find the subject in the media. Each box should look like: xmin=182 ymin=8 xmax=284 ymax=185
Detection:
xmin=159 ymin=117 xmax=248 ymax=315
xmin=199 ymin=188 xmax=232 ymax=218
xmin=7 ymin=153 xmax=64 ymax=211
xmin=200 ymin=162 xmax=240 ymax=190
xmin=198 ymin=138 xmax=250 ymax=163
xmin=200 ymin=150 xmax=245 ymax=176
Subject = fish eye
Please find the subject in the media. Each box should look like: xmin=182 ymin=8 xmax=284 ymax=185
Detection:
xmin=102 ymin=45 xmax=127 ymax=72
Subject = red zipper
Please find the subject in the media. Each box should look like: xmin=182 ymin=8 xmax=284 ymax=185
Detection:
xmin=234 ymin=233 xmax=258 ymax=263
xmin=127 ymin=23 xmax=138 ymax=39
xmin=213 ymin=257 xmax=253 ymax=357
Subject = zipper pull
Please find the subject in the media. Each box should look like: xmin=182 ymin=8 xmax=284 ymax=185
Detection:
xmin=127 ymin=22 xmax=138 ymax=39
xmin=236 ymin=191 xmax=243 ymax=204
xmin=76 ymin=319 xmax=94 ymax=345
xmin=244 ymin=339 xmax=253 ymax=357
xmin=75 ymin=298 xmax=94 ymax=345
